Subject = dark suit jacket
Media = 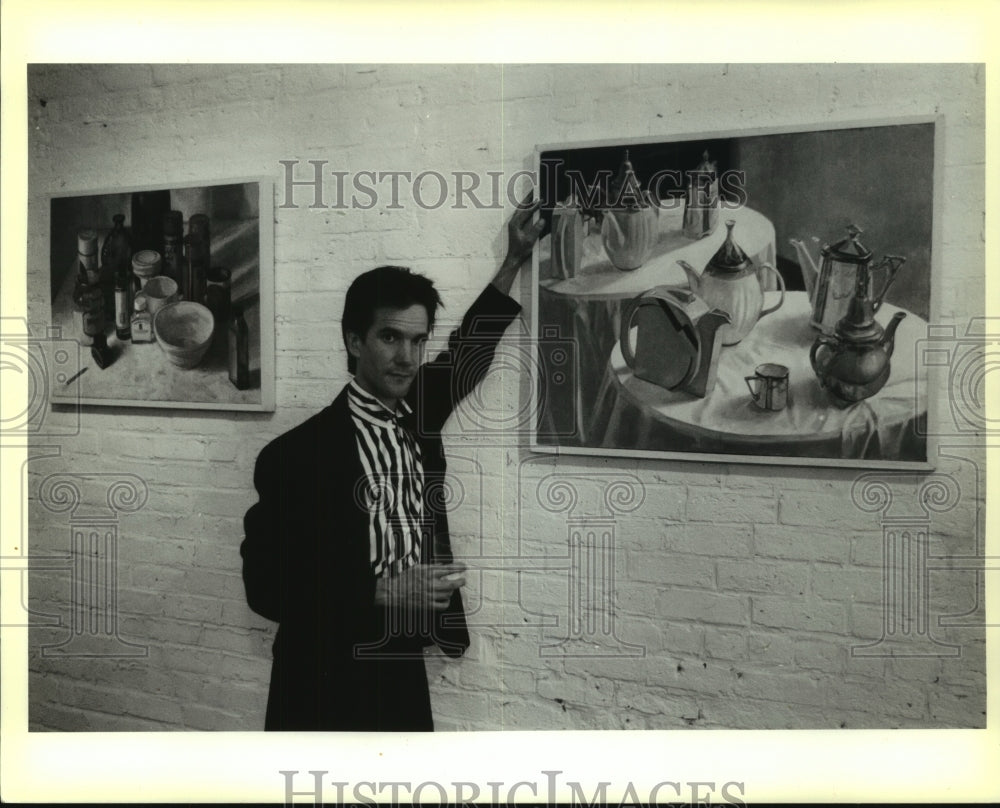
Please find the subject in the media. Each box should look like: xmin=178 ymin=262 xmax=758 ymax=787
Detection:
xmin=241 ymin=284 xmax=522 ymax=730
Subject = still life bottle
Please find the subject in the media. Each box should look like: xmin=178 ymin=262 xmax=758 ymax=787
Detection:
xmin=162 ymin=210 xmax=185 ymax=286
xmin=73 ymin=229 xmax=104 ymax=345
xmin=228 ymin=306 xmax=250 ymax=390
xmin=184 ymin=231 xmax=209 ymax=304
xmin=114 ymin=260 xmax=136 ymax=341
xmin=130 ymin=297 xmax=154 ymax=343
xmin=101 ymin=213 xmax=131 ymax=309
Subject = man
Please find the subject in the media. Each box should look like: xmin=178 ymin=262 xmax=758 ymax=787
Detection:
xmin=241 ymin=200 xmax=543 ymax=730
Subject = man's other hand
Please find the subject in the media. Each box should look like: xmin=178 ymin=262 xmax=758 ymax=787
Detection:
xmin=374 ymin=562 xmax=467 ymax=612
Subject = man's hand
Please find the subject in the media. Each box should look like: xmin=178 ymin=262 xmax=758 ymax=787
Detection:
xmin=492 ymin=193 xmax=545 ymax=295
xmin=374 ymin=562 xmax=467 ymax=612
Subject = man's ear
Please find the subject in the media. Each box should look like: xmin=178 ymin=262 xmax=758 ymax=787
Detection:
xmin=345 ymin=331 xmax=362 ymax=359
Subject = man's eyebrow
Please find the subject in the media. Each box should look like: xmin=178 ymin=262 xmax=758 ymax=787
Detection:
xmin=378 ymin=326 xmax=429 ymax=339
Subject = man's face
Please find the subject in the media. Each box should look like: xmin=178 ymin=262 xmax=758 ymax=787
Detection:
xmin=347 ymin=304 xmax=430 ymax=409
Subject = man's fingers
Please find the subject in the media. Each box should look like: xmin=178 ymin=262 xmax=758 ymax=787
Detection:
xmin=432 ymin=574 xmax=465 ymax=592
xmin=431 ymin=562 xmax=467 ymax=578
xmin=513 ymin=197 xmax=541 ymax=225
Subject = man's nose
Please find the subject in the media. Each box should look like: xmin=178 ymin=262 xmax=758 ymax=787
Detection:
xmin=395 ymin=341 xmax=417 ymax=366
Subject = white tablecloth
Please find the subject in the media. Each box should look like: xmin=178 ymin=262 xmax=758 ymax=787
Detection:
xmin=590 ymin=292 xmax=928 ymax=462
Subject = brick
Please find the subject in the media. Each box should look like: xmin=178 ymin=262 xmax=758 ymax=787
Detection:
xmin=659 ymin=623 xmax=706 ymax=656
xmin=537 ymin=672 xmax=614 ymax=707
xmin=498 ymin=65 xmax=552 ymax=100
xmin=704 ymin=629 xmax=747 ymax=661
xmin=753 ymin=524 xmax=850 ymax=563
xmin=848 ymin=603 xmax=885 ymax=640
xmin=927 ymin=685 xmax=986 ymax=728
xmin=655 ymin=589 xmax=748 ymax=627
xmin=161 ymin=593 xmax=223 ymax=623
xmin=687 ymin=487 xmax=777 ymax=524
xmin=564 ymin=655 xmax=649 ymax=685
xmin=431 ymin=691 xmax=497 ymax=725
xmin=95 ymin=65 xmax=155 ymax=93
xmin=220 ymin=599 xmax=274 ymax=631
xmin=627 ymin=551 xmax=715 ymax=588
xmin=615 ymin=681 xmax=700 ymax=723
xmin=191 ymin=486 xmax=255 ymax=519
xmin=746 ymin=631 xmax=796 ymax=665
xmin=121 ymin=538 xmax=195 ymax=567
xmin=793 ymin=639 xmax=848 ymax=673
xmin=886 ymin=657 xmax=944 ymax=684
xmin=129 ymin=564 xmax=186 ymax=590
xmin=850 ymin=534 xmax=885 ymax=566
xmin=626 ymin=483 xmax=686 ymax=521
xmin=662 ymin=523 xmax=752 ymax=558
xmin=613 ymin=617 xmax=664 ymax=656
xmin=30 ymin=702 xmax=158 ymax=732
xmin=101 ymin=431 xmax=206 ymax=462
xmin=497 ymin=697 xmax=575 ymax=730
xmin=197 ymin=626 xmax=271 ymax=658
xmin=646 ymin=656 xmax=743 ymax=696
xmin=811 ymin=564 xmax=883 ymax=604
xmin=717 ymin=559 xmax=808 ymax=595
xmin=751 ymin=596 xmax=846 ymax=634
xmin=192 ymin=542 xmax=241 ymax=570
xmin=183 ymin=570 xmax=245 ymax=603
xmin=605 ymin=580 xmax=653 ymax=618
xmin=778 ymin=491 xmax=880 ymax=530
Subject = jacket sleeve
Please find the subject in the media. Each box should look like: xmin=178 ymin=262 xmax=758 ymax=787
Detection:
xmin=240 ymin=441 xmax=286 ymax=623
xmin=410 ymin=283 xmax=523 ymax=435
xmin=240 ymin=434 xmax=378 ymax=647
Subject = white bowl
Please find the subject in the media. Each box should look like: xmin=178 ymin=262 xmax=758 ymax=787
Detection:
xmin=154 ymin=301 xmax=215 ymax=369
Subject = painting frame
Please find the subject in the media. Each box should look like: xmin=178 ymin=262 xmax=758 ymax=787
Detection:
xmin=529 ymin=116 xmax=945 ymax=470
xmin=46 ymin=176 xmax=275 ymax=412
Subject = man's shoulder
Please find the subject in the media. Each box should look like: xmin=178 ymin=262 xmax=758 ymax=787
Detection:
xmin=257 ymin=388 xmax=351 ymax=462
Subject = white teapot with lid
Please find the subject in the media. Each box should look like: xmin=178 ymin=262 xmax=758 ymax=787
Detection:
xmin=678 ymin=219 xmax=785 ymax=346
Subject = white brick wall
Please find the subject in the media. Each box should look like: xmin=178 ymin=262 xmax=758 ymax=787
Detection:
xmin=26 ymin=63 xmax=986 ymax=732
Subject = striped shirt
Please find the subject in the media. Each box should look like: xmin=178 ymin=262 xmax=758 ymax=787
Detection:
xmin=347 ymin=380 xmax=425 ymax=579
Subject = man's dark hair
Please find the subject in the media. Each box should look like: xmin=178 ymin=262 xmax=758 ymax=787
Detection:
xmin=341 ymin=265 xmax=443 ymax=374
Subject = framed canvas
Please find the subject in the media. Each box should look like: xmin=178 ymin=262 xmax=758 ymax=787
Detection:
xmin=48 ymin=177 xmax=274 ymax=411
xmin=530 ymin=118 xmax=941 ymax=468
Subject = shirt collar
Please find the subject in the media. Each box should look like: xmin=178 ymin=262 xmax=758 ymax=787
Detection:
xmin=347 ymin=379 xmax=413 ymax=427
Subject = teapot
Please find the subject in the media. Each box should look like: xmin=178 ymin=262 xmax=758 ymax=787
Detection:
xmin=809 ymin=260 xmax=906 ymax=405
xmin=678 ymin=219 xmax=785 ymax=346
xmin=620 ymin=286 xmax=730 ymax=398
xmin=790 ymin=224 xmax=905 ymax=335
xmin=601 ymin=150 xmax=659 ymax=271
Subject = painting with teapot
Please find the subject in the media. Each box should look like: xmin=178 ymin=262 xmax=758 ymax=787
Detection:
xmin=531 ymin=119 xmax=938 ymax=468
